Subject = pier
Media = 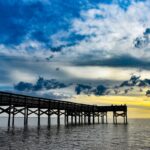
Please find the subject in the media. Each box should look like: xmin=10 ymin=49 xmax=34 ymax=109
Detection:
xmin=0 ymin=91 xmax=127 ymax=127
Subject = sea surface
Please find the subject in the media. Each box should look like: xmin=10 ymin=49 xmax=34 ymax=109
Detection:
xmin=0 ymin=118 xmax=150 ymax=150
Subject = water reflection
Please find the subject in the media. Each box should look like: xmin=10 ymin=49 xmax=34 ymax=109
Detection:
xmin=0 ymin=119 xmax=150 ymax=150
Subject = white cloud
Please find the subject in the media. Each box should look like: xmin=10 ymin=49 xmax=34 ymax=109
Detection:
xmin=1 ymin=0 xmax=150 ymax=88
xmin=61 ymin=1 xmax=150 ymax=60
xmin=11 ymin=70 xmax=37 ymax=83
xmin=50 ymin=31 xmax=69 ymax=47
xmin=1 ymin=1 xmax=150 ymax=61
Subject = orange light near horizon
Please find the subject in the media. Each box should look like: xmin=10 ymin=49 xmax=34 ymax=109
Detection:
xmin=73 ymin=95 xmax=150 ymax=118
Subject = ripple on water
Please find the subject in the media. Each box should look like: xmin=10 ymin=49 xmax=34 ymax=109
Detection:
xmin=0 ymin=119 xmax=150 ymax=150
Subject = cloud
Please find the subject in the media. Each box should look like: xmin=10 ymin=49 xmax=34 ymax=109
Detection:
xmin=75 ymin=84 xmax=92 ymax=95
xmin=0 ymin=55 xmax=72 ymax=86
xmin=62 ymin=65 xmax=150 ymax=82
xmin=0 ymin=0 xmax=89 ymax=47
xmin=1 ymin=0 xmax=150 ymax=63
xmin=58 ymin=0 xmax=150 ymax=64
xmin=120 ymin=75 xmax=150 ymax=87
xmin=134 ymin=28 xmax=150 ymax=48
xmin=14 ymin=77 xmax=67 ymax=91
xmin=14 ymin=76 xmax=107 ymax=98
xmin=1 ymin=0 xmax=150 ymax=94
xmin=13 ymin=76 xmax=72 ymax=99
xmin=74 ymin=55 xmax=150 ymax=69
xmin=15 ymin=74 xmax=150 ymax=98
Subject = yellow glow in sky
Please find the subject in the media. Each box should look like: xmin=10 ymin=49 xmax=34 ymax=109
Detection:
xmin=73 ymin=95 xmax=150 ymax=118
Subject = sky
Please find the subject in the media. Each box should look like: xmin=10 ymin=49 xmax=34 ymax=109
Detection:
xmin=0 ymin=0 xmax=150 ymax=118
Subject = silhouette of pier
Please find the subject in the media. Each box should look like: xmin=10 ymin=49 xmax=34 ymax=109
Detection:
xmin=0 ymin=91 xmax=127 ymax=127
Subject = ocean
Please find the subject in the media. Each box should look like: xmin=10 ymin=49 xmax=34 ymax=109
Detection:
xmin=0 ymin=118 xmax=150 ymax=150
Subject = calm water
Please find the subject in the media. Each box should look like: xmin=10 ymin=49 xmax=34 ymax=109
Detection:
xmin=0 ymin=118 xmax=150 ymax=150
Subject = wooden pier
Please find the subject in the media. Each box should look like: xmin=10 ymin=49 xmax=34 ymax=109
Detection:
xmin=0 ymin=91 xmax=127 ymax=127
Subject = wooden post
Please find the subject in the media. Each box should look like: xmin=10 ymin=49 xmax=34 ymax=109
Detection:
xmin=98 ymin=113 xmax=100 ymax=124
xmin=81 ymin=114 xmax=83 ymax=124
xmin=26 ymin=107 xmax=28 ymax=125
xmin=66 ymin=111 xmax=69 ymax=125
xmin=57 ymin=109 xmax=60 ymax=126
xmin=8 ymin=96 xmax=11 ymax=127
xmin=93 ymin=112 xmax=95 ymax=124
xmin=64 ymin=110 xmax=69 ymax=125
xmin=88 ymin=113 xmax=91 ymax=124
xmin=79 ymin=113 xmax=81 ymax=124
xmin=67 ymin=114 xmax=69 ymax=124
xmin=12 ymin=105 xmax=15 ymax=127
xmin=101 ymin=112 xmax=104 ymax=124
xmin=38 ymin=100 xmax=40 ymax=127
xmin=24 ymin=106 xmax=27 ymax=126
xmin=48 ymin=101 xmax=51 ymax=128
xmin=106 ymin=112 xmax=108 ymax=124
xmin=113 ymin=111 xmax=117 ymax=124
xmin=93 ymin=106 xmax=95 ymax=124
xmin=113 ymin=111 xmax=115 ymax=124
xmin=116 ymin=112 xmax=117 ymax=124
xmin=124 ymin=113 xmax=125 ymax=124
xmin=64 ymin=110 xmax=66 ymax=125
xmin=71 ymin=113 xmax=73 ymax=124
xmin=84 ymin=113 xmax=86 ymax=124
xmin=75 ymin=113 xmax=77 ymax=125
xmin=24 ymin=97 xmax=27 ymax=126
xmin=48 ymin=111 xmax=51 ymax=128
xmin=126 ymin=111 xmax=128 ymax=124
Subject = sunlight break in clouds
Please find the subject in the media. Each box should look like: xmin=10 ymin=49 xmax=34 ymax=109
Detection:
xmin=62 ymin=66 xmax=150 ymax=81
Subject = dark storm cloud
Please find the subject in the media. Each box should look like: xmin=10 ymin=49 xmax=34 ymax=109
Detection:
xmin=75 ymin=54 xmax=150 ymax=69
xmin=14 ymin=77 xmax=107 ymax=97
xmin=14 ymin=77 xmax=67 ymax=91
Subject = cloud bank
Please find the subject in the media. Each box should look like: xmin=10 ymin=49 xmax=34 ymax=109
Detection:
xmin=1 ymin=0 xmax=150 ymax=98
